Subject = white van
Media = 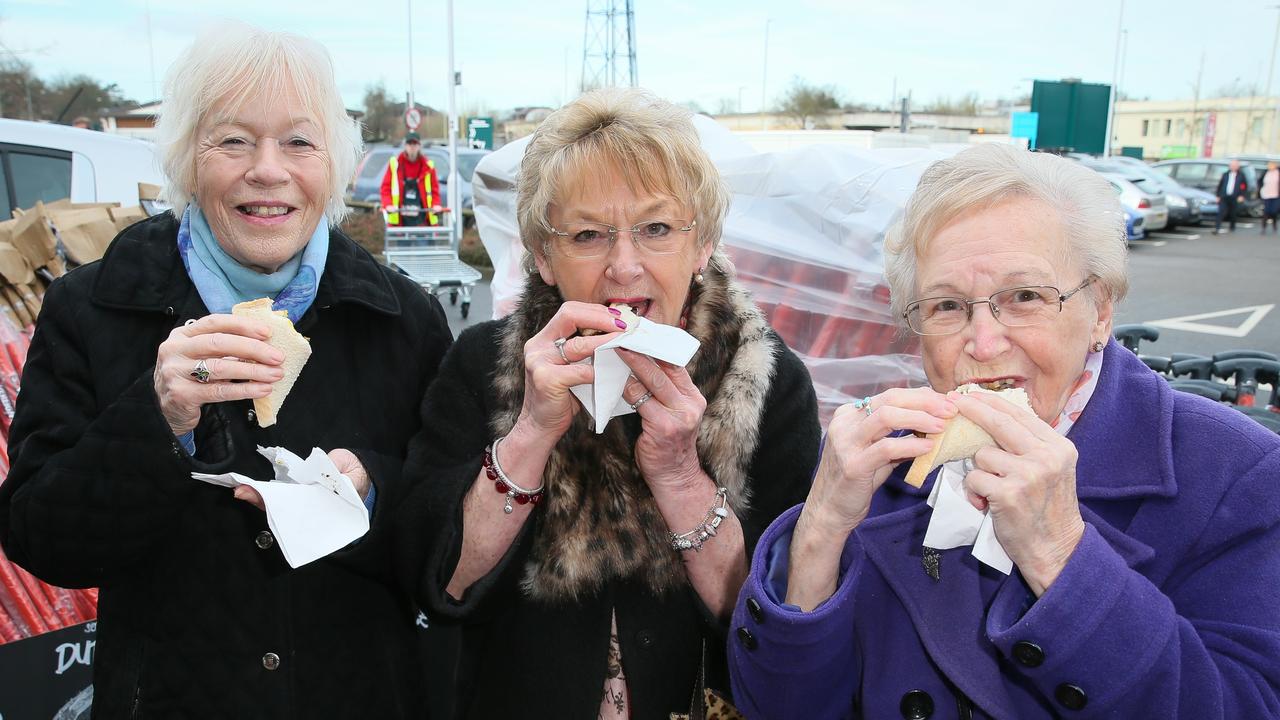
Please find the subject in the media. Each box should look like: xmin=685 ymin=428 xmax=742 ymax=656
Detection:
xmin=0 ymin=118 xmax=164 ymax=218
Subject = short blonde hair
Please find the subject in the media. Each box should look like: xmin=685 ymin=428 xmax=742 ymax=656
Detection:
xmin=884 ymin=144 xmax=1129 ymax=323
xmin=154 ymin=21 xmax=362 ymax=223
xmin=516 ymin=87 xmax=729 ymax=272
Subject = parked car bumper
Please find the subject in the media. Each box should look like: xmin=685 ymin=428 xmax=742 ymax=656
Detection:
xmin=1167 ymin=205 xmax=1198 ymax=226
xmin=1141 ymin=208 xmax=1169 ymax=231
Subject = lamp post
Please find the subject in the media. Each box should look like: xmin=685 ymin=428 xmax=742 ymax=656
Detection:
xmin=446 ymin=0 xmax=460 ymax=243
xmin=1103 ymin=0 xmax=1125 ymax=156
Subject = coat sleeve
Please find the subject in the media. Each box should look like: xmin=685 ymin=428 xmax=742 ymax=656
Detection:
xmin=0 ymin=278 xmax=208 ymax=589
xmin=379 ymin=159 xmax=394 ymax=209
xmin=735 ymin=341 xmax=821 ymax=556
xmin=729 ymin=504 xmax=864 ymax=719
xmin=335 ymin=286 xmax=452 ymax=580
xmin=986 ymin=442 xmax=1280 ymax=717
xmin=395 ymin=323 xmax=534 ymax=622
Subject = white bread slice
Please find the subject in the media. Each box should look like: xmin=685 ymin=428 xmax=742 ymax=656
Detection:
xmin=902 ymin=384 xmax=1032 ymax=487
xmin=232 ymin=298 xmax=312 ymax=428
xmin=610 ymin=302 xmax=640 ymax=327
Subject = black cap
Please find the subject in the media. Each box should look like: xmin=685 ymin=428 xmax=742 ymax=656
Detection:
xmin=404 ymin=132 xmax=421 ymax=144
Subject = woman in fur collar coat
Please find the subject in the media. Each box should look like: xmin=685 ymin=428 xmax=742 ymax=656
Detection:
xmin=398 ymin=88 xmax=821 ymax=718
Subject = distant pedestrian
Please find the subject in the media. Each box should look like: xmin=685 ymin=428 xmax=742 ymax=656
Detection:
xmin=71 ymin=116 xmax=92 ymax=130
xmin=1261 ymin=161 xmax=1279 ymax=234
xmin=1215 ymin=159 xmax=1248 ymax=233
xmin=380 ymin=132 xmax=442 ymax=227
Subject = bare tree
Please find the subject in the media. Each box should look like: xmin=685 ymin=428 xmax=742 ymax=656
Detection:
xmin=1217 ymin=78 xmax=1259 ymax=98
xmin=777 ymin=77 xmax=839 ymax=129
xmin=922 ymin=92 xmax=980 ymax=116
xmin=361 ymin=83 xmax=400 ymax=143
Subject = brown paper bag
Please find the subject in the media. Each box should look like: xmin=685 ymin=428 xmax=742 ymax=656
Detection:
xmin=110 ymin=205 xmax=147 ymax=232
xmin=50 ymin=207 xmax=117 ymax=265
xmin=0 ymin=242 xmax=35 ymax=287
xmin=9 ymin=203 xmax=57 ymax=271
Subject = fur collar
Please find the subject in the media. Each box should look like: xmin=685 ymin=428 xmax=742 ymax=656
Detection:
xmin=489 ymin=251 xmax=778 ymax=601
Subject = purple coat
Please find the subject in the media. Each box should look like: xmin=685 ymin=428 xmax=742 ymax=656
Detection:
xmin=729 ymin=341 xmax=1280 ymax=718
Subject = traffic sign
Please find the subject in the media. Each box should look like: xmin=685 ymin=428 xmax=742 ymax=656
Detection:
xmin=468 ymin=117 xmax=494 ymax=150
xmin=405 ymin=107 xmax=422 ymax=131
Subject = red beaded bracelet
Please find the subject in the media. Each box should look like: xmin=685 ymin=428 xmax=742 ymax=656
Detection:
xmin=483 ymin=435 xmax=545 ymax=514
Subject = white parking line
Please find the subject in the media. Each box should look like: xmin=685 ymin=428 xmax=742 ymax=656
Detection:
xmin=1149 ymin=231 xmax=1199 ymax=240
xmin=1147 ymin=304 xmax=1275 ymax=338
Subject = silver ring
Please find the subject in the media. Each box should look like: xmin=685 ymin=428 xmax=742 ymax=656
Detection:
xmin=183 ymin=319 xmax=197 ymax=327
xmin=852 ymin=395 xmax=874 ymax=417
xmin=553 ymin=337 xmax=569 ymax=364
xmin=190 ymin=359 xmax=212 ymax=384
xmin=630 ymin=391 xmax=653 ymax=411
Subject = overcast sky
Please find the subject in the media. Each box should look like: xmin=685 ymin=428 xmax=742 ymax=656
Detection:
xmin=3 ymin=0 xmax=1275 ymax=116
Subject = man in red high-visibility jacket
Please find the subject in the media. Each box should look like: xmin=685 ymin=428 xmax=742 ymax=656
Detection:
xmin=380 ymin=132 xmax=442 ymax=226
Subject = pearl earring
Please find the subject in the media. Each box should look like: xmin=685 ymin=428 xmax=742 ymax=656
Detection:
xmin=694 ymin=267 xmax=705 ymax=283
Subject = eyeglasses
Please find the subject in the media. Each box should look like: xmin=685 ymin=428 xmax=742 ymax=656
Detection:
xmin=547 ymin=219 xmax=697 ymax=259
xmin=903 ymin=276 xmax=1096 ymax=336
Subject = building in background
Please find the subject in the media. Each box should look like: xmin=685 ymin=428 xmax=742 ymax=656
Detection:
xmin=1112 ymin=96 xmax=1280 ymax=160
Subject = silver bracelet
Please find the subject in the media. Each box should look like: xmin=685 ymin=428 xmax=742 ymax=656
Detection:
xmin=484 ymin=434 xmax=546 ymax=514
xmin=669 ymin=487 xmax=730 ymax=552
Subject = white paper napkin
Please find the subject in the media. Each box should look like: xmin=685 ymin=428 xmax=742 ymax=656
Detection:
xmin=923 ymin=459 xmax=1013 ymax=574
xmin=192 ymin=446 xmax=370 ymax=568
xmin=568 ymin=317 xmax=700 ymax=434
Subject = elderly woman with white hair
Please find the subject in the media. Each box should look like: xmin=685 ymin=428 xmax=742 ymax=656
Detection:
xmin=398 ymin=87 xmax=820 ymax=718
xmin=729 ymin=144 xmax=1280 ymax=718
xmin=0 ymin=24 xmax=450 ymax=717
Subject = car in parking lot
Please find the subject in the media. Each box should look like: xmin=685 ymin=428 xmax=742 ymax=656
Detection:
xmin=1081 ymin=158 xmax=1201 ymax=228
xmin=0 ymin=118 xmax=164 ymax=217
xmin=1124 ymin=206 xmax=1145 ymax=244
xmin=346 ymin=144 xmax=491 ymax=221
xmin=1151 ymin=159 xmax=1262 ymax=217
xmin=1101 ymin=172 xmax=1168 ymax=232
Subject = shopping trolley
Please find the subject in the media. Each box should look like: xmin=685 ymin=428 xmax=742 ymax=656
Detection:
xmin=382 ymin=208 xmax=481 ymax=319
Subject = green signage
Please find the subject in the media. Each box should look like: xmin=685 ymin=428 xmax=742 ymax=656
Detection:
xmin=467 ymin=117 xmax=494 ymax=150
xmin=1030 ymin=80 xmax=1111 ymax=155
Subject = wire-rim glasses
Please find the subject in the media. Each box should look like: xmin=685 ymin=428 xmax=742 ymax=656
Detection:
xmin=903 ymin=276 xmax=1097 ymax=336
xmin=547 ymin=219 xmax=697 ymax=259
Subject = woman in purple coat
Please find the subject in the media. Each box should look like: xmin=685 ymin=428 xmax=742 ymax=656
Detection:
xmin=729 ymin=144 xmax=1280 ymax=719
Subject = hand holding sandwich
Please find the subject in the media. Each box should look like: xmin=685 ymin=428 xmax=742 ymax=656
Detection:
xmin=154 ymin=314 xmax=285 ymax=436
xmin=786 ymin=388 xmax=956 ymax=610
xmin=950 ymin=391 xmax=1085 ymax=596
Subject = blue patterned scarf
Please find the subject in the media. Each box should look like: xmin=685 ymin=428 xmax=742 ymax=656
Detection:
xmin=177 ymin=206 xmax=328 ymax=323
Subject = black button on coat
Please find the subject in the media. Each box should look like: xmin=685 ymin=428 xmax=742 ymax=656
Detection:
xmin=0 ymin=214 xmax=452 ymax=718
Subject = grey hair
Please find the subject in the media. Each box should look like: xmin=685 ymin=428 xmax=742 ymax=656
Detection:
xmin=883 ymin=144 xmax=1129 ymax=324
xmin=154 ymin=21 xmax=363 ymax=223
xmin=515 ymin=87 xmax=730 ymax=273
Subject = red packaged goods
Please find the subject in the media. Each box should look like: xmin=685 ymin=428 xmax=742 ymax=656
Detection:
xmin=0 ymin=554 xmax=46 ymax=638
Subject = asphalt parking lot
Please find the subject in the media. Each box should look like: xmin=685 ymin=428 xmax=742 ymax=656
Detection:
xmin=1120 ymin=221 xmax=1278 ymax=359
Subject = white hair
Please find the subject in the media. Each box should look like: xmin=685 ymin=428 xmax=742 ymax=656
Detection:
xmin=154 ymin=21 xmax=362 ymax=223
xmin=883 ymin=144 xmax=1129 ymax=323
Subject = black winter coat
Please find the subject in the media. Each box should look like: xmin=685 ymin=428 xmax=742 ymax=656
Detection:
xmin=398 ymin=262 xmax=821 ymax=719
xmin=0 ymin=214 xmax=451 ymax=718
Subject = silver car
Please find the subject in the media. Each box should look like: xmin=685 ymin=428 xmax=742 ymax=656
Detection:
xmin=1101 ymin=172 xmax=1168 ymax=232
